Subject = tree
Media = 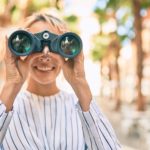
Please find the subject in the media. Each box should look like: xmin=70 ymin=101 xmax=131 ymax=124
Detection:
xmin=93 ymin=0 xmax=150 ymax=111
xmin=0 ymin=0 xmax=62 ymax=26
xmin=91 ymin=31 xmax=121 ymax=110
xmin=132 ymin=0 xmax=145 ymax=110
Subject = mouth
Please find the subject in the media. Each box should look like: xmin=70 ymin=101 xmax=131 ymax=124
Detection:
xmin=34 ymin=66 xmax=55 ymax=72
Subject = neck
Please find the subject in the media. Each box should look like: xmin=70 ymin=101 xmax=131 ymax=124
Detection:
xmin=27 ymin=78 xmax=60 ymax=96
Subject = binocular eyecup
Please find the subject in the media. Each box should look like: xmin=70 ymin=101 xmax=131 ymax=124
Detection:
xmin=8 ymin=30 xmax=83 ymax=58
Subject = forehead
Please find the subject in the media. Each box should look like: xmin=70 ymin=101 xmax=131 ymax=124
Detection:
xmin=28 ymin=21 xmax=61 ymax=34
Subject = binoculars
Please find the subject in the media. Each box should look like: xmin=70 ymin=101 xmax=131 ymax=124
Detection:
xmin=8 ymin=30 xmax=83 ymax=58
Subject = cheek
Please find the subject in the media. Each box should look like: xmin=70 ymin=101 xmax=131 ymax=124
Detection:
xmin=51 ymin=53 xmax=65 ymax=64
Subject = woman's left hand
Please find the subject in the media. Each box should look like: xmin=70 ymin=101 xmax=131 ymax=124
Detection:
xmin=62 ymin=51 xmax=92 ymax=111
xmin=62 ymin=51 xmax=85 ymax=86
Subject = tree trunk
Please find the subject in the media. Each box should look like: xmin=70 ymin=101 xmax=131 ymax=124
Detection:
xmin=132 ymin=0 xmax=145 ymax=111
xmin=113 ymin=60 xmax=121 ymax=111
xmin=109 ymin=58 xmax=121 ymax=111
xmin=18 ymin=0 xmax=32 ymax=19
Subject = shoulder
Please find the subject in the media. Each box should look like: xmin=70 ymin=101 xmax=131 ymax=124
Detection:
xmin=13 ymin=89 xmax=36 ymax=109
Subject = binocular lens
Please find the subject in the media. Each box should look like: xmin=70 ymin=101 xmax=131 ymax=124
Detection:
xmin=60 ymin=35 xmax=80 ymax=56
xmin=11 ymin=34 xmax=32 ymax=55
xmin=8 ymin=30 xmax=82 ymax=58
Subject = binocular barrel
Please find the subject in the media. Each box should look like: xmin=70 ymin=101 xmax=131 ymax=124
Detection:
xmin=8 ymin=30 xmax=83 ymax=58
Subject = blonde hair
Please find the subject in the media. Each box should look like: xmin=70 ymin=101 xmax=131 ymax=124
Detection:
xmin=21 ymin=12 xmax=68 ymax=34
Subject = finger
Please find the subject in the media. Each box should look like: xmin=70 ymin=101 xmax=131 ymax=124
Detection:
xmin=4 ymin=36 xmax=17 ymax=61
xmin=63 ymin=51 xmax=84 ymax=67
xmin=64 ymin=58 xmax=73 ymax=67
xmin=17 ymin=59 xmax=25 ymax=75
xmin=4 ymin=36 xmax=11 ymax=58
xmin=73 ymin=50 xmax=84 ymax=62
xmin=6 ymin=26 xmax=28 ymax=38
xmin=6 ymin=27 xmax=20 ymax=38
xmin=20 ymin=56 xmax=28 ymax=61
xmin=4 ymin=36 xmax=13 ymax=59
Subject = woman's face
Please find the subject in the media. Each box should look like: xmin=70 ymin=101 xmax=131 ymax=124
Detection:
xmin=25 ymin=21 xmax=64 ymax=85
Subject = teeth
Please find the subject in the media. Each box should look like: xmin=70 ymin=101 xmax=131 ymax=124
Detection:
xmin=36 ymin=66 xmax=54 ymax=71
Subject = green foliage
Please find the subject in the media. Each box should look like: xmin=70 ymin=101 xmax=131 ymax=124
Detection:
xmin=91 ymin=0 xmax=143 ymax=61
xmin=141 ymin=0 xmax=150 ymax=8
xmin=94 ymin=8 xmax=109 ymax=24
xmin=91 ymin=34 xmax=110 ymax=61
xmin=11 ymin=6 xmax=21 ymax=23
xmin=64 ymin=15 xmax=79 ymax=33
xmin=32 ymin=0 xmax=50 ymax=11
xmin=0 ymin=0 xmax=61 ymax=25
xmin=3 ymin=0 xmax=8 ymax=5
xmin=64 ymin=15 xmax=78 ymax=22
xmin=107 ymin=0 xmax=131 ymax=9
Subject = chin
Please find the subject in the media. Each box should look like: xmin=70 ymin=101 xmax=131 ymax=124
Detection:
xmin=35 ymin=78 xmax=56 ymax=85
xmin=28 ymin=74 xmax=56 ymax=86
xmin=29 ymin=68 xmax=60 ymax=85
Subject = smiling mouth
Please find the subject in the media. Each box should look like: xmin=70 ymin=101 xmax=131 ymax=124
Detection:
xmin=34 ymin=66 xmax=55 ymax=72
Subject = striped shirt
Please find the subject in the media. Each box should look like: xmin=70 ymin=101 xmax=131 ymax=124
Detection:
xmin=0 ymin=90 xmax=121 ymax=150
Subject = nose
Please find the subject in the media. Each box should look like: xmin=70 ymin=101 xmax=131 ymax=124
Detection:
xmin=39 ymin=56 xmax=50 ymax=62
xmin=39 ymin=46 xmax=51 ymax=62
xmin=42 ymin=46 xmax=49 ymax=54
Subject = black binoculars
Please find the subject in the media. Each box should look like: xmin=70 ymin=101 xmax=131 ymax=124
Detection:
xmin=8 ymin=30 xmax=83 ymax=58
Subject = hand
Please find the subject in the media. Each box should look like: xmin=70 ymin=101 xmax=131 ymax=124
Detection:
xmin=62 ymin=51 xmax=92 ymax=111
xmin=3 ymin=35 xmax=29 ymax=86
xmin=0 ymin=28 xmax=30 ymax=111
xmin=62 ymin=51 xmax=86 ymax=86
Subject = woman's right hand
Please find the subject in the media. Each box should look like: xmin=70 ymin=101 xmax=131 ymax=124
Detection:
xmin=3 ymin=29 xmax=29 ymax=86
xmin=0 ymin=28 xmax=30 ymax=111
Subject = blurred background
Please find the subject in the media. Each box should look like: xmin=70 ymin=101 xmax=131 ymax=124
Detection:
xmin=0 ymin=0 xmax=150 ymax=149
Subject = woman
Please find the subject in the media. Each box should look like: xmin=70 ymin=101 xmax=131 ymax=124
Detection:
xmin=0 ymin=12 xmax=121 ymax=150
